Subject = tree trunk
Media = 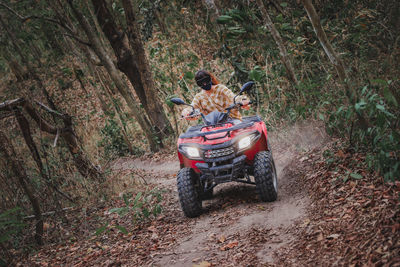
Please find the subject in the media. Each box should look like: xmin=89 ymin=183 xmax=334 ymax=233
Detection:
xmin=257 ymin=0 xmax=298 ymax=86
xmin=202 ymin=0 xmax=220 ymax=23
xmin=0 ymin=12 xmax=57 ymax=111
xmin=3 ymin=49 xmax=28 ymax=81
xmin=8 ymin=100 xmax=104 ymax=181
xmin=96 ymin=68 xmax=135 ymax=155
xmin=67 ymin=1 xmax=160 ymax=152
xmin=301 ymin=0 xmax=369 ymax=130
xmin=92 ymin=0 xmax=172 ymax=138
xmin=13 ymin=108 xmax=73 ymax=203
xmin=86 ymin=59 xmax=136 ymax=155
xmin=0 ymin=131 xmax=43 ymax=245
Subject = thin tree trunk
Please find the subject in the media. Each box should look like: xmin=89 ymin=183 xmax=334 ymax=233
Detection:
xmin=86 ymin=58 xmax=135 ymax=155
xmin=301 ymin=0 xmax=369 ymax=129
xmin=202 ymin=0 xmax=220 ymax=24
xmin=13 ymin=108 xmax=73 ymax=203
xmin=92 ymin=0 xmax=172 ymax=138
xmin=154 ymin=7 xmax=168 ymax=36
xmin=0 ymin=99 xmax=103 ymax=181
xmin=67 ymin=1 xmax=160 ymax=152
xmin=0 ymin=131 xmax=43 ymax=245
xmin=94 ymin=67 xmax=135 ymax=155
xmin=257 ymin=0 xmax=298 ymax=86
xmin=59 ymin=113 xmax=103 ymax=181
xmin=0 ymin=12 xmax=57 ymax=111
xmin=3 ymin=49 xmax=28 ymax=81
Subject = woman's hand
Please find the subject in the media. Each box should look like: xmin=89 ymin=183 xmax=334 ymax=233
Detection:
xmin=181 ymin=108 xmax=199 ymax=120
xmin=240 ymin=97 xmax=251 ymax=110
xmin=181 ymin=108 xmax=192 ymax=117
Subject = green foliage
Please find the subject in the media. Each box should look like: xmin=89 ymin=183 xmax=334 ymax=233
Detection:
xmin=96 ymin=188 xmax=163 ymax=235
xmin=249 ymin=66 xmax=265 ymax=82
xmin=109 ymin=188 xmax=163 ymax=223
xmin=0 ymin=207 xmax=26 ymax=245
xmin=325 ymin=80 xmax=400 ymax=181
xmin=98 ymin=118 xmax=130 ymax=159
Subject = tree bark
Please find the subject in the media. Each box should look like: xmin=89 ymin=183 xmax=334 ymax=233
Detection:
xmin=0 ymin=12 xmax=57 ymax=111
xmin=0 ymin=98 xmax=103 ymax=181
xmin=301 ymin=0 xmax=369 ymax=129
xmin=13 ymin=108 xmax=74 ymax=202
xmin=92 ymin=0 xmax=172 ymax=137
xmin=86 ymin=58 xmax=135 ymax=155
xmin=0 ymin=131 xmax=43 ymax=245
xmin=94 ymin=67 xmax=135 ymax=155
xmin=257 ymin=0 xmax=298 ymax=86
xmin=2 ymin=49 xmax=28 ymax=81
xmin=67 ymin=0 xmax=160 ymax=152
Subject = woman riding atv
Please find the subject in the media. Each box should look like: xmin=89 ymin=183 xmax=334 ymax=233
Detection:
xmin=181 ymin=70 xmax=250 ymax=122
xmin=171 ymin=72 xmax=278 ymax=218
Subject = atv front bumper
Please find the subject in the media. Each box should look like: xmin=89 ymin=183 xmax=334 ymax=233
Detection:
xmin=195 ymin=155 xmax=247 ymax=183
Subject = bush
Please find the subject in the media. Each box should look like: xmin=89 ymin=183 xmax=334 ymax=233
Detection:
xmin=98 ymin=118 xmax=130 ymax=160
xmin=0 ymin=207 xmax=26 ymax=266
xmin=326 ymin=80 xmax=400 ymax=181
xmin=96 ymin=188 xmax=164 ymax=236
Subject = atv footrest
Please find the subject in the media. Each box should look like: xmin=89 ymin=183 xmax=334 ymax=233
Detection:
xmin=196 ymin=155 xmax=247 ymax=183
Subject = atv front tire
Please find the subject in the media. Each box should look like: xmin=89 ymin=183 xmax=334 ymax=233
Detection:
xmin=254 ymin=151 xmax=278 ymax=202
xmin=177 ymin=168 xmax=202 ymax=217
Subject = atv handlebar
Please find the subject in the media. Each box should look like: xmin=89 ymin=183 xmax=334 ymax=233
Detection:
xmin=181 ymin=109 xmax=201 ymax=120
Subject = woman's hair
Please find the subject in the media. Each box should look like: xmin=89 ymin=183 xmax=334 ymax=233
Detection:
xmin=195 ymin=70 xmax=219 ymax=85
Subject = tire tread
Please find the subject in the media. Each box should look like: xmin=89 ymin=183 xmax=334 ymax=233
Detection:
xmin=177 ymin=168 xmax=202 ymax=217
xmin=254 ymin=151 xmax=278 ymax=202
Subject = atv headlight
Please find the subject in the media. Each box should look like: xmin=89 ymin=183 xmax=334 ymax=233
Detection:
xmin=238 ymin=136 xmax=252 ymax=150
xmin=180 ymin=145 xmax=202 ymax=160
xmin=236 ymin=132 xmax=260 ymax=153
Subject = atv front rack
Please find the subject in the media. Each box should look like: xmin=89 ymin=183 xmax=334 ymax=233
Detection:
xmin=179 ymin=121 xmax=254 ymax=139
xmin=195 ymin=155 xmax=248 ymax=183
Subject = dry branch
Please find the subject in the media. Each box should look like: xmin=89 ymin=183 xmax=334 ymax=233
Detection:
xmin=0 ymin=98 xmax=103 ymax=181
xmin=0 ymin=131 xmax=43 ymax=245
xmin=0 ymin=1 xmax=91 ymax=47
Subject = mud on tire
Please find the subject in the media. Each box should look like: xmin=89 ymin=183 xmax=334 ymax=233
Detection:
xmin=254 ymin=151 xmax=278 ymax=202
xmin=177 ymin=168 xmax=202 ymax=217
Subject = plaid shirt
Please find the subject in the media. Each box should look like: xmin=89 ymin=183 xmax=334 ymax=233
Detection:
xmin=187 ymin=84 xmax=244 ymax=120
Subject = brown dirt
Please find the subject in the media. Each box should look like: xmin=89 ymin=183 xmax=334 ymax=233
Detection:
xmin=18 ymin=120 xmax=399 ymax=266
xmin=115 ymin=120 xmax=329 ymax=266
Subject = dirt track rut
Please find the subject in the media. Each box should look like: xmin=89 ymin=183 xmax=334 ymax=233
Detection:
xmin=117 ymin=122 xmax=327 ymax=266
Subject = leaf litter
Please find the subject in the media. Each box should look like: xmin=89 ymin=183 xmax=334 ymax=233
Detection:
xmin=15 ymin=128 xmax=399 ymax=266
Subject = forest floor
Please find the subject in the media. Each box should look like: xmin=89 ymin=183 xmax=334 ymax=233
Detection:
xmin=18 ymin=121 xmax=399 ymax=266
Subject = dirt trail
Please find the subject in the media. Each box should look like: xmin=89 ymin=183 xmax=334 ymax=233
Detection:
xmin=114 ymin=121 xmax=328 ymax=266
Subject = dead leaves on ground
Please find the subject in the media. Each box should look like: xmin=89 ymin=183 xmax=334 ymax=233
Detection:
xmin=16 ymin=139 xmax=400 ymax=266
xmin=275 ymin=140 xmax=400 ymax=266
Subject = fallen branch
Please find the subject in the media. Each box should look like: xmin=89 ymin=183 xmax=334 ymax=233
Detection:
xmin=0 ymin=98 xmax=103 ymax=181
xmin=23 ymin=207 xmax=75 ymax=220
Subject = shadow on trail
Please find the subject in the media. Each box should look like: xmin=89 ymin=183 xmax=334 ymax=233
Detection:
xmin=202 ymin=183 xmax=259 ymax=213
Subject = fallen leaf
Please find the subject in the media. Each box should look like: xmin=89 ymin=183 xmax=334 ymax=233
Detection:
xmin=391 ymin=224 xmax=400 ymax=233
xmin=148 ymin=226 xmax=157 ymax=232
xmin=192 ymin=257 xmax=201 ymax=262
xmin=317 ymin=232 xmax=324 ymax=241
xmin=336 ymin=150 xmax=345 ymax=158
xmin=326 ymin=234 xmax=340 ymax=239
xmin=193 ymin=261 xmax=211 ymax=267
xmin=220 ymin=240 xmax=238 ymax=251
xmin=43 ymin=222 xmax=50 ymax=231
xmin=218 ymin=235 xmax=226 ymax=243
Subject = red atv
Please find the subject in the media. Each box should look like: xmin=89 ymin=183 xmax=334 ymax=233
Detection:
xmin=171 ymin=81 xmax=277 ymax=217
